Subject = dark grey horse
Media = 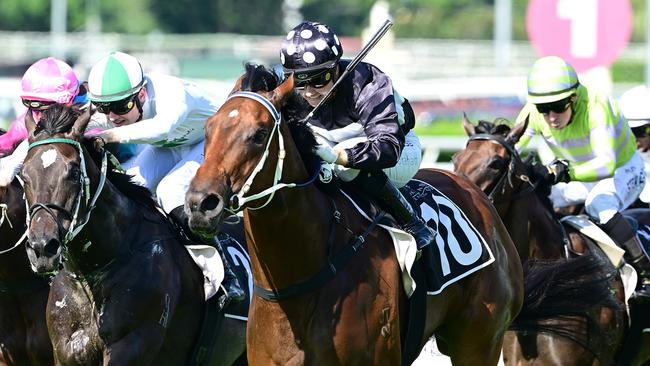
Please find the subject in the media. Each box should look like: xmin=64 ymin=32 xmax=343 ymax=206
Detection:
xmin=20 ymin=105 xmax=248 ymax=365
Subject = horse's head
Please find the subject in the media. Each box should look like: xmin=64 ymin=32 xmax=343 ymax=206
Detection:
xmin=452 ymin=114 xmax=529 ymax=200
xmin=186 ymin=64 xmax=301 ymax=236
xmin=20 ymin=105 xmax=91 ymax=274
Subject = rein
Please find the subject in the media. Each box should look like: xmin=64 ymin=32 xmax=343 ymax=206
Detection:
xmin=26 ymin=138 xmax=108 ymax=245
xmin=0 ymin=176 xmax=28 ymax=255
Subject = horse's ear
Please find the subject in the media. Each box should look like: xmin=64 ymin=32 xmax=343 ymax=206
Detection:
xmin=505 ymin=114 xmax=529 ymax=145
xmin=68 ymin=108 xmax=92 ymax=138
xmin=25 ymin=109 xmax=37 ymax=140
xmin=270 ymin=74 xmax=294 ymax=108
xmin=229 ymin=75 xmax=245 ymax=95
xmin=462 ymin=112 xmax=475 ymax=136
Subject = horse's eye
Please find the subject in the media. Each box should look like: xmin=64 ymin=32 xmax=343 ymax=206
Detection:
xmin=251 ymin=128 xmax=269 ymax=145
xmin=68 ymin=167 xmax=81 ymax=181
xmin=487 ymin=157 xmax=506 ymax=171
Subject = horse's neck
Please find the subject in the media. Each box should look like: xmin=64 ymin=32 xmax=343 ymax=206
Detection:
xmin=501 ymin=193 xmax=566 ymax=259
xmin=67 ymin=179 xmax=141 ymax=273
xmin=244 ymin=158 xmax=334 ymax=291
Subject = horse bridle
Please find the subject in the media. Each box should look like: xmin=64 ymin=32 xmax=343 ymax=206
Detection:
xmin=467 ymin=133 xmax=573 ymax=254
xmin=224 ymin=91 xmax=320 ymax=214
xmin=466 ymin=133 xmax=536 ymax=204
xmin=25 ymin=138 xmax=108 ymax=245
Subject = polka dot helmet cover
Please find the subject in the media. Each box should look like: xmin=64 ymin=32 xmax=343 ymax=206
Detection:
xmin=281 ymin=21 xmax=343 ymax=73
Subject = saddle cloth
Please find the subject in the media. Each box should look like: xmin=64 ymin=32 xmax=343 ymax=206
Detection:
xmin=342 ymin=178 xmax=495 ymax=297
xmin=186 ymin=244 xmax=224 ymax=301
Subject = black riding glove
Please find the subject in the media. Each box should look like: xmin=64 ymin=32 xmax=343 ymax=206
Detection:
xmin=532 ymin=160 xmax=570 ymax=185
xmin=547 ymin=159 xmax=571 ymax=183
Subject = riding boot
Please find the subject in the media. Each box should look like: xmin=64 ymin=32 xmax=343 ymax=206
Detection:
xmin=601 ymin=212 xmax=650 ymax=302
xmin=169 ymin=206 xmax=245 ymax=307
xmin=213 ymin=236 xmax=246 ymax=308
xmin=351 ymin=171 xmax=436 ymax=252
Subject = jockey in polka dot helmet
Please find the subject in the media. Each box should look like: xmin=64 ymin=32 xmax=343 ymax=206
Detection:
xmin=280 ymin=21 xmax=343 ymax=89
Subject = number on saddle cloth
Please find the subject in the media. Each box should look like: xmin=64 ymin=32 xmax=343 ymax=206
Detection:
xmin=342 ymin=179 xmax=496 ymax=295
xmin=400 ymin=179 xmax=495 ymax=294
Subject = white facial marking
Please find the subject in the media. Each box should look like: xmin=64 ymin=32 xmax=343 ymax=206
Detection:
xmin=41 ymin=149 xmax=57 ymax=169
xmin=229 ymin=109 xmax=239 ymax=118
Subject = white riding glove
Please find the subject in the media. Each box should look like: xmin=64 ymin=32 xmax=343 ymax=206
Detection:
xmin=315 ymin=144 xmax=339 ymax=164
xmin=313 ymin=134 xmax=338 ymax=164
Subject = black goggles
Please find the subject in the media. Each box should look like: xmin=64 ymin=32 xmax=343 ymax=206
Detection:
xmin=535 ymin=98 xmax=573 ymax=115
xmin=632 ymin=125 xmax=650 ymax=138
xmin=21 ymin=99 xmax=57 ymax=110
xmin=293 ymin=67 xmax=335 ymax=89
xmin=93 ymin=93 xmax=138 ymax=115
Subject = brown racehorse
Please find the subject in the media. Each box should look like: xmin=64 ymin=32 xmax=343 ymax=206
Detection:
xmin=19 ymin=105 xmax=247 ymax=366
xmin=0 ymin=137 xmax=52 ymax=365
xmin=185 ymin=64 xmax=523 ymax=365
xmin=453 ymin=116 xmax=650 ymax=366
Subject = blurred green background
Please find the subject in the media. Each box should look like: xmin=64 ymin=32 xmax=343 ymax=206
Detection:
xmin=0 ymin=0 xmax=648 ymax=137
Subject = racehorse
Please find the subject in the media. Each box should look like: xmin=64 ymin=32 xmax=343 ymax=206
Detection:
xmin=0 ymin=132 xmax=52 ymax=366
xmin=452 ymin=116 xmax=649 ymax=366
xmin=20 ymin=105 xmax=247 ymax=366
xmin=185 ymin=64 xmax=523 ymax=365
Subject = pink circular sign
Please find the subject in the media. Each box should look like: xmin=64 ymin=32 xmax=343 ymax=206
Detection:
xmin=527 ymin=0 xmax=632 ymax=72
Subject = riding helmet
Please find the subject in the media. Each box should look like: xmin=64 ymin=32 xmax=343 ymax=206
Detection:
xmin=21 ymin=57 xmax=79 ymax=105
xmin=280 ymin=21 xmax=343 ymax=73
xmin=619 ymin=85 xmax=650 ymax=128
xmin=527 ymin=56 xmax=579 ymax=105
xmin=88 ymin=51 xmax=146 ymax=103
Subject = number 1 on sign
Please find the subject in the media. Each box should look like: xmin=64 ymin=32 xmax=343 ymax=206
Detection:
xmin=557 ymin=0 xmax=598 ymax=58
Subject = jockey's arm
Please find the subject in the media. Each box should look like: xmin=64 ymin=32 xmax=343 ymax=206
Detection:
xmin=0 ymin=111 xmax=28 ymax=156
xmin=0 ymin=139 xmax=28 ymax=186
xmin=569 ymin=104 xmax=620 ymax=181
xmin=101 ymin=91 xmax=191 ymax=145
xmin=342 ymin=75 xmax=404 ymax=170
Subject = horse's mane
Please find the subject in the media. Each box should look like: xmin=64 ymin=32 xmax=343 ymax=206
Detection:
xmin=240 ymin=62 xmax=319 ymax=168
xmin=83 ymin=140 xmax=159 ymax=210
xmin=474 ymin=118 xmax=513 ymax=136
xmin=36 ymin=104 xmax=83 ymax=137
xmin=37 ymin=105 xmax=158 ymax=210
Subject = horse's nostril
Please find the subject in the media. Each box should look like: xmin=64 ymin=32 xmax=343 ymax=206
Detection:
xmin=43 ymin=238 xmax=60 ymax=257
xmin=201 ymin=194 xmax=220 ymax=211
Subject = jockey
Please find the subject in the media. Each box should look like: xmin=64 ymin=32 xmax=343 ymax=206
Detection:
xmin=86 ymin=51 xmax=244 ymax=306
xmin=279 ymin=21 xmax=435 ymax=252
xmin=515 ymin=56 xmax=650 ymax=300
xmin=619 ymin=85 xmax=650 ymax=205
xmin=0 ymin=57 xmax=92 ymax=186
